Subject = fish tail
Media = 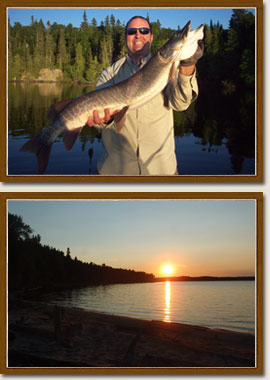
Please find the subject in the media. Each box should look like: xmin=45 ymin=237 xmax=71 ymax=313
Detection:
xmin=20 ymin=134 xmax=52 ymax=174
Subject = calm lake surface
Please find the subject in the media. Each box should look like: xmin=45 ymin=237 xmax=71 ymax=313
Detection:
xmin=42 ymin=281 xmax=255 ymax=334
xmin=8 ymin=82 xmax=255 ymax=175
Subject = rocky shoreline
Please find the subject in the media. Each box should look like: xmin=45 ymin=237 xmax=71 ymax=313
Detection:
xmin=8 ymin=298 xmax=255 ymax=369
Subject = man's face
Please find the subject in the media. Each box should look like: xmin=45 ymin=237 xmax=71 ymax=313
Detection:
xmin=126 ymin=18 xmax=153 ymax=57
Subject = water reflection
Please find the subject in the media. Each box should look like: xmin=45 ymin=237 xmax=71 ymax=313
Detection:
xmin=164 ymin=281 xmax=171 ymax=323
xmin=8 ymin=82 xmax=255 ymax=175
xmin=37 ymin=83 xmax=64 ymax=97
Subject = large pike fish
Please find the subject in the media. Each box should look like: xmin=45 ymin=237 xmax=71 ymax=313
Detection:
xmin=20 ymin=21 xmax=204 ymax=174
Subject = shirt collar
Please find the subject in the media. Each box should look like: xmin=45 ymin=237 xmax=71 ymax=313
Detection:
xmin=126 ymin=53 xmax=151 ymax=68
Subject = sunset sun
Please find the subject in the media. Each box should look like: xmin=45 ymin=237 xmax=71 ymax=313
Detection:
xmin=162 ymin=264 xmax=174 ymax=275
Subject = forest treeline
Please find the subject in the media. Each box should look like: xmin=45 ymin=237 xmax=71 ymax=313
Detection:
xmin=8 ymin=12 xmax=173 ymax=83
xmin=8 ymin=9 xmax=255 ymax=89
xmin=8 ymin=213 xmax=155 ymax=291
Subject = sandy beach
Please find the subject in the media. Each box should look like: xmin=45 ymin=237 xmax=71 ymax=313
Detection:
xmin=7 ymin=297 xmax=255 ymax=369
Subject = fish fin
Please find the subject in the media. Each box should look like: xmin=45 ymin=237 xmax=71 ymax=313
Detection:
xmin=47 ymin=99 xmax=73 ymax=120
xmin=181 ymin=20 xmax=191 ymax=38
xmin=114 ymin=106 xmax=129 ymax=133
xmin=20 ymin=135 xmax=52 ymax=174
xmin=168 ymin=61 xmax=179 ymax=88
xmin=36 ymin=144 xmax=53 ymax=174
xmin=47 ymin=104 xmax=58 ymax=120
xmin=63 ymin=127 xmax=82 ymax=151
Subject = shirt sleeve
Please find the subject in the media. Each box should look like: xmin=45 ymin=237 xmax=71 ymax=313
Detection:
xmin=164 ymin=71 xmax=199 ymax=111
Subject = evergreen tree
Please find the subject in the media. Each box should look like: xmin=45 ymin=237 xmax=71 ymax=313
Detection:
xmin=116 ymin=29 xmax=127 ymax=60
xmin=100 ymin=35 xmax=113 ymax=69
xmin=80 ymin=11 xmax=92 ymax=63
xmin=105 ymin=15 xmax=110 ymax=29
xmin=9 ymin=213 xmax=33 ymax=242
xmin=57 ymin=28 xmax=68 ymax=71
xmin=73 ymin=42 xmax=85 ymax=80
xmin=81 ymin=10 xmax=88 ymax=29
xmin=45 ymin=23 xmax=56 ymax=68
xmin=85 ymin=56 xmax=102 ymax=83
xmin=91 ymin=18 xmax=97 ymax=27
xmin=110 ymin=14 xmax=116 ymax=27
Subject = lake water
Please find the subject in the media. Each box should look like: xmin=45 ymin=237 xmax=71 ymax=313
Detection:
xmin=43 ymin=281 xmax=255 ymax=334
xmin=8 ymin=82 xmax=255 ymax=176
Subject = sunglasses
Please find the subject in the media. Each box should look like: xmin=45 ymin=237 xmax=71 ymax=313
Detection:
xmin=126 ymin=27 xmax=151 ymax=35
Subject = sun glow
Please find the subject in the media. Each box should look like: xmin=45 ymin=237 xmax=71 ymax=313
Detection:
xmin=162 ymin=264 xmax=174 ymax=275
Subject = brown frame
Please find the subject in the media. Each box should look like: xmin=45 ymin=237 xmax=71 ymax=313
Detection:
xmin=0 ymin=0 xmax=263 ymax=183
xmin=0 ymin=192 xmax=263 ymax=374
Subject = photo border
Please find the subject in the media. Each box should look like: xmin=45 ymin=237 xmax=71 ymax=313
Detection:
xmin=0 ymin=192 xmax=263 ymax=374
xmin=0 ymin=0 xmax=263 ymax=183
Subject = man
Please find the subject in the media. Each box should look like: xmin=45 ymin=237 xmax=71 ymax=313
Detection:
xmin=88 ymin=16 xmax=203 ymax=175
xmin=54 ymin=16 xmax=203 ymax=175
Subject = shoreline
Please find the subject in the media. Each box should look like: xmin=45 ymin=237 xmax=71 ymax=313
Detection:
xmin=10 ymin=275 xmax=255 ymax=294
xmin=8 ymin=298 xmax=255 ymax=368
xmin=9 ymin=79 xmax=95 ymax=85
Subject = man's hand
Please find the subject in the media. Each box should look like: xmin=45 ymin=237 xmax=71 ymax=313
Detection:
xmin=180 ymin=65 xmax=196 ymax=76
xmin=181 ymin=40 xmax=204 ymax=67
xmin=87 ymin=109 xmax=122 ymax=126
xmin=179 ymin=40 xmax=204 ymax=76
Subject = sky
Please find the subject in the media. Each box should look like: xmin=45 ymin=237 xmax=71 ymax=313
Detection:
xmin=8 ymin=199 xmax=256 ymax=278
xmin=7 ymin=7 xmax=256 ymax=31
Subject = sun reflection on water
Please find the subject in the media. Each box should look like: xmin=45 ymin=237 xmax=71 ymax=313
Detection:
xmin=164 ymin=281 xmax=171 ymax=322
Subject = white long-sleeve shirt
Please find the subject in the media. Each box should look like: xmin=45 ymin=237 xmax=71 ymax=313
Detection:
xmin=95 ymin=54 xmax=198 ymax=175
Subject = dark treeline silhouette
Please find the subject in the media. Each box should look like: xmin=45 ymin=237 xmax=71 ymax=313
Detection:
xmin=172 ymin=9 xmax=255 ymax=174
xmin=193 ymin=9 xmax=256 ymax=173
xmin=8 ymin=213 xmax=155 ymax=291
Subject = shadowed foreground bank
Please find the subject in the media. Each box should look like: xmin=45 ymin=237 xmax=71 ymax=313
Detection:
xmin=8 ymin=298 xmax=255 ymax=368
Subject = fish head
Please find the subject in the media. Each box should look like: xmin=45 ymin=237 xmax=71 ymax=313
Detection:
xmin=159 ymin=21 xmax=204 ymax=62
